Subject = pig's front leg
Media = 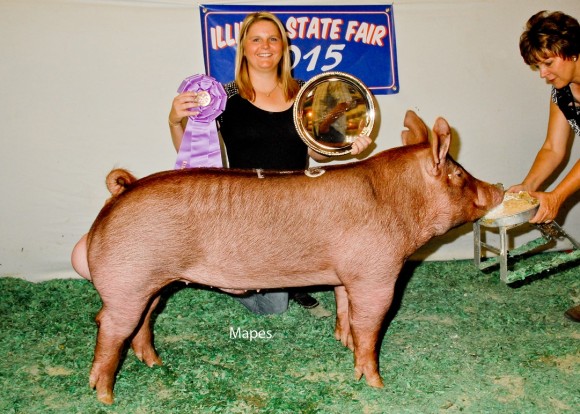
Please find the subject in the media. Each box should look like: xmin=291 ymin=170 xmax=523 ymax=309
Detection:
xmin=131 ymin=295 xmax=162 ymax=367
xmin=348 ymin=278 xmax=397 ymax=388
xmin=334 ymin=286 xmax=353 ymax=350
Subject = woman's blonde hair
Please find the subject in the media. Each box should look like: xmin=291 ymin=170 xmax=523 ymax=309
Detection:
xmin=235 ymin=11 xmax=300 ymax=102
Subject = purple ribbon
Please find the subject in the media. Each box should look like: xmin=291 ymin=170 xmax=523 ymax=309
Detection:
xmin=174 ymin=74 xmax=227 ymax=169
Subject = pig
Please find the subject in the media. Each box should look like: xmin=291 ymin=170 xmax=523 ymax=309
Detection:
xmin=84 ymin=111 xmax=503 ymax=404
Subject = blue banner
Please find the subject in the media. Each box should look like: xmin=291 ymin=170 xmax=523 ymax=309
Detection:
xmin=200 ymin=4 xmax=398 ymax=95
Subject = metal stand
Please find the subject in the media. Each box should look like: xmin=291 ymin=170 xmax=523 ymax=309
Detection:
xmin=474 ymin=221 xmax=580 ymax=284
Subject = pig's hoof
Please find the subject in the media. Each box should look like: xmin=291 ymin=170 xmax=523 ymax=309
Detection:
xmin=366 ymin=375 xmax=385 ymax=388
xmin=354 ymin=368 xmax=384 ymax=388
xmin=133 ymin=345 xmax=162 ymax=367
xmin=89 ymin=368 xmax=116 ymax=404
xmin=146 ymin=356 xmax=162 ymax=368
xmin=136 ymin=352 xmax=162 ymax=367
xmin=334 ymin=330 xmax=349 ymax=348
xmin=335 ymin=333 xmax=354 ymax=351
xmin=96 ymin=388 xmax=114 ymax=405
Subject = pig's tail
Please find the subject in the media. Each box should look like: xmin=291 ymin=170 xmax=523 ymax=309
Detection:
xmin=106 ymin=169 xmax=137 ymax=196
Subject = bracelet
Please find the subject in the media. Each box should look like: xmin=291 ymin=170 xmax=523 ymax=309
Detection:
xmin=168 ymin=118 xmax=182 ymax=127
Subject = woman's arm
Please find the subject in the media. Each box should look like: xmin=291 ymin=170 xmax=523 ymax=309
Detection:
xmin=515 ymin=99 xmax=572 ymax=192
xmin=508 ymin=99 xmax=576 ymax=223
xmin=168 ymin=120 xmax=185 ymax=152
xmin=168 ymin=91 xmax=201 ymax=151
xmin=307 ymin=134 xmax=372 ymax=162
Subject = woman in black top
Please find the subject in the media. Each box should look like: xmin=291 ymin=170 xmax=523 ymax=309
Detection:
xmin=169 ymin=11 xmax=371 ymax=315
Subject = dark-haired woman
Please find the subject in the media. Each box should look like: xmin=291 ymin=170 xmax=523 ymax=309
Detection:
xmin=509 ymin=10 xmax=580 ymax=321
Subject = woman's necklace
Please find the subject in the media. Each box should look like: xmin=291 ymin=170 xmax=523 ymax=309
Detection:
xmin=263 ymin=83 xmax=279 ymax=97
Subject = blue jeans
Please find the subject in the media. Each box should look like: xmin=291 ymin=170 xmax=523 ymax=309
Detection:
xmin=234 ymin=291 xmax=289 ymax=315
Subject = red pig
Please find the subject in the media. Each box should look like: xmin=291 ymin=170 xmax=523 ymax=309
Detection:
xmin=84 ymin=111 xmax=503 ymax=404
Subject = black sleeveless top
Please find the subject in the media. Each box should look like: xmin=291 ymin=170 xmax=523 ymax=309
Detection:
xmin=552 ymin=85 xmax=580 ymax=136
xmin=218 ymin=81 xmax=308 ymax=170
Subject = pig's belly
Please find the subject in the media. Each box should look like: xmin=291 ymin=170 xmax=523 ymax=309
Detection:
xmin=180 ymin=267 xmax=342 ymax=290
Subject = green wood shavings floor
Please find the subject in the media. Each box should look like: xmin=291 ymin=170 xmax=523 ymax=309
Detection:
xmin=1 ymin=255 xmax=578 ymax=413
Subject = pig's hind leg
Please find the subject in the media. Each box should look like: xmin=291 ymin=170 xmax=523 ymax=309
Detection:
xmin=89 ymin=286 xmax=159 ymax=404
xmin=334 ymin=286 xmax=354 ymax=350
xmin=130 ymin=295 xmax=163 ymax=367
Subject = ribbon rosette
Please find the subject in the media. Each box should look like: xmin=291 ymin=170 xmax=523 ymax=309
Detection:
xmin=174 ymin=74 xmax=227 ymax=169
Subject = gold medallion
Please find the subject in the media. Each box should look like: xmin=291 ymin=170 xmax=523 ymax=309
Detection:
xmin=196 ymin=91 xmax=211 ymax=107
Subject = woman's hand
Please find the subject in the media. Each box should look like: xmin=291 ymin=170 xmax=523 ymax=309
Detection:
xmin=169 ymin=91 xmax=205 ymax=151
xmin=529 ymin=191 xmax=563 ymax=223
xmin=507 ymin=184 xmax=558 ymax=223
xmin=307 ymin=134 xmax=372 ymax=161
xmin=506 ymin=183 xmax=532 ymax=193
xmin=350 ymin=135 xmax=372 ymax=155
xmin=169 ymin=91 xmax=202 ymax=126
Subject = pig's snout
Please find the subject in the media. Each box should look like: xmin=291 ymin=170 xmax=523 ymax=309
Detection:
xmin=477 ymin=182 xmax=504 ymax=211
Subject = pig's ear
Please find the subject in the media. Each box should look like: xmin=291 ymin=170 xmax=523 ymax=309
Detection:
xmin=401 ymin=110 xmax=429 ymax=145
xmin=430 ymin=117 xmax=451 ymax=168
